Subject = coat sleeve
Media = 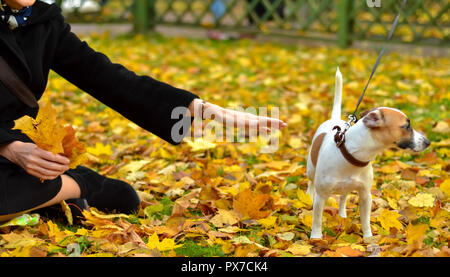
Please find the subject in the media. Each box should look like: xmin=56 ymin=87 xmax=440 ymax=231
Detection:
xmin=0 ymin=126 xmax=33 ymax=146
xmin=50 ymin=16 xmax=199 ymax=145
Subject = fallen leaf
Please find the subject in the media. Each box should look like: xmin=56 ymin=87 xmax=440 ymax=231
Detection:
xmin=233 ymin=188 xmax=273 ymax=219
xmin=377 ymin=209 xmax=403 ymax=231
xmin=408 ymin=193 xmax=434 ymax=208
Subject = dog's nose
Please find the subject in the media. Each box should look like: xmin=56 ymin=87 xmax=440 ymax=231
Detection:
xmin=424 ymin=138 xmax=431 ymax=147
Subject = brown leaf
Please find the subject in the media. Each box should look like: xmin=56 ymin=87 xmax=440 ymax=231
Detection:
xmin=171 ymin=189 xmax=200 ymax=217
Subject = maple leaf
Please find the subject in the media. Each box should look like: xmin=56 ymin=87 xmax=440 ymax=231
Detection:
xmin=439 ymin=179 xmax=450 ymax=197
xmin=408 ymin=193 xmax=435 ymax=208
xmin=286 ymin=243 xmax=312 ymax=256
xmin=62 ymin=125 xmax=87 ymax=169
xmin=13 ymin=100 xmax=66 ymax=155
xmin=377 ymin=209 xmax=403 ymax=231
xmin=334 ymin=245 xmax=364 ymax=257
xmin=232 ymin=188 xmax=273 ymax=219
xmin=209 ymin=209 xmax=240 ymax=228
xmin=86 ymin=142 xmax=113 ymax=156
xmin=13 ymin=100 xmax=86 ymax=168
xmin=406 ymin=223 xmax=428 ymax=248
xmin=146 ymin=232 xmax=182 ymax=252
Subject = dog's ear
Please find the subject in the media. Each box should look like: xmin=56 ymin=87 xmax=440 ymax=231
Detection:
xmin=362 ymin=109 xmax=383 ymax=128
xmin=360 ymin=108 xmax=376 ymax=118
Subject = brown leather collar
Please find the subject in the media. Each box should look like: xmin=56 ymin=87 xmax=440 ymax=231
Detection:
xmin=333 ymin=126 xmax=370 ymax=167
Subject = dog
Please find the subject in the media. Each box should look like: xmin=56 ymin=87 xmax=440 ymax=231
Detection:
xmin=306 ymin=67 xmax=430 ymax=239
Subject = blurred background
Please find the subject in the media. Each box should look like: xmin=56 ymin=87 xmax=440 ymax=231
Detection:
xmin=44 ymin=0 xmax=448 ymax=50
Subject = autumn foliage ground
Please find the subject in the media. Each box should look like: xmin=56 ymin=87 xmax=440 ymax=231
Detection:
xmin=0 ymin=33 xmax=449 ymax=257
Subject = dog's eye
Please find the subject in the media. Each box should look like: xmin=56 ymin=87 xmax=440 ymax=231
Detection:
xmin=402 ymin=119 xmax=411 ymax=130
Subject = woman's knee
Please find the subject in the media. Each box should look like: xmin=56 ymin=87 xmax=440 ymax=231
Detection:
xmin=89 ymin=178 xmax=141 ymax=214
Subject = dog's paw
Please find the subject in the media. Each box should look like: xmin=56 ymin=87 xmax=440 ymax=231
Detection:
xmin=310 ymin=232 xmax=323 ymax=239
xmin=338 ymin=211 xmax=347 ymax=218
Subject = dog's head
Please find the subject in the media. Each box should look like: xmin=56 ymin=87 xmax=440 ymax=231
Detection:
xmin=361 ymin=107 xmax=430 ymax=152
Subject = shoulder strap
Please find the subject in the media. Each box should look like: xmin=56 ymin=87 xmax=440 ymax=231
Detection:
xmin=0 ymin=56 xmax=38 ymax=108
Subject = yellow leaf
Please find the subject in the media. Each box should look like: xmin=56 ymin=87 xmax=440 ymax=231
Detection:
xmin=264 ymin=160 xmax=291 ymax=170
xmin=439 ymin=179 xmax=450 ymax=197
xmin=185 ymin=138 xmax=216 ymax=152
xmin=301 ymin=214 xmax=313 ymax=228
xmin=47 ymin=220 xmax=68 ymax=244
xmin=209 ymin=209 xmax=240 ymax=228
xmin=118 ymin=160 xmax=151 ymax=175
xmin=387 ymin=197 xmax=398 ymax=210
xmin=408 ymin=193 xmax=434 ymax=208
xmin=297 ymin=189 xmax=312 ymax=208
xmin=406 ymin=223 xmax=428 ymax=246
xmin=146 ymin=232 xmax=182 ymax=252
xmin=86 ymin=142 xmax=113 ymax=156
xmin=60 ymin=200 xmax=73 ymax=225
xmin=377 ymin=209 xmax=403 ymax=231
xmin=288 ymin=137 xmax=303 ymax=149
xmin=430 ymin=210 xmax=449 ymax=228
xmin=13 ymin=100 xmax=67 ymax=155
xmin=257 ymin=216 xmax=277 ymax=228
xmin=286 ymin=243 xmax=311 ymax=256
xmin=218 ymin=226 xmax=243 ymax=234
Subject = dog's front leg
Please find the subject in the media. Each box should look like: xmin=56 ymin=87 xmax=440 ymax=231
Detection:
xmin=359 ymin=188 xmax=373 ymax=238
xmin=310 ymin=192 xmax=327 ymax=239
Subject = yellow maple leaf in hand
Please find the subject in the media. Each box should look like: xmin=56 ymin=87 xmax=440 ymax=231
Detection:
xmin=13 ymin=100 xmax=87 ymax=169
xmin=13 ymin=100 xmax=66 ymax=155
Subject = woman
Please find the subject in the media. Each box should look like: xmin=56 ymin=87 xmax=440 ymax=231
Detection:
xmin=0 ymin=0 xmax=286 ymax=222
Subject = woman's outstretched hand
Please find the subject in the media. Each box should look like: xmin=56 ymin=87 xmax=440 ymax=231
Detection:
xmin=188 ymin=99 xmax=287 ymax=134
xmin=0 ymin=141 xmax=70 ymax=180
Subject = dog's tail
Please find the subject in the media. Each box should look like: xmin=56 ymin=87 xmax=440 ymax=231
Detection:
xmin=331 ymin=66 xmax=342 ymax=120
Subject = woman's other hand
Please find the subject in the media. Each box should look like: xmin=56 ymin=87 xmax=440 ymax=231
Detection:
xmin=188 ymin=99 xmax=287 ymax=133
xmin=0 ymin=141 xmax=70 ymax=180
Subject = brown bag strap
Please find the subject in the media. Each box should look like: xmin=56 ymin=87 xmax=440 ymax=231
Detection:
xmin=0 ymin=56 xmax=38 ymax=108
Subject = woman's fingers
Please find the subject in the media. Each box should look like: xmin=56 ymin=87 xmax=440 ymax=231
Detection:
xmin=36 ymin=148 xmax=70 ymax=166
xmin=222 ymin=109 xmax=287 ymax=130
xmin=25 ymin=165 xmax=60 ymax=180
xmin=25 ymin=147 xmax=69 ymax=179
xmin=34 ymin=156 xmax=70 ymax=172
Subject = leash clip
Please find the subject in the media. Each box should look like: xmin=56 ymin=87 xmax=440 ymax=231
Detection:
xmin=332 ymin=126 xmax=346 ymax=147
xmin=347 ymin=114 xmax=357 ymax=125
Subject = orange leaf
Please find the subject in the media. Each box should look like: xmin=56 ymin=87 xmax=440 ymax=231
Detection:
xmin=335 ymin=246 xmax=364 ymax=257
xmin=233 ymin=188 xmax=273 ymax=219
xmin=62 ymin=125 xmax=87 ymax=169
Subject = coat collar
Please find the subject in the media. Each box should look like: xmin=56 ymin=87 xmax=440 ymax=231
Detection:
xmin=0 ymin=1 xmax=60 ymax=82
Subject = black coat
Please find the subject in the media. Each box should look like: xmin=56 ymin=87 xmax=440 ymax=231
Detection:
xmin=0 ymin=0 xmax=198 ymax=146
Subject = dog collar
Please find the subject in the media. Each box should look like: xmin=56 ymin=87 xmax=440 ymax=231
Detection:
xmin=333 ymin=126 xmax=370 ymax=167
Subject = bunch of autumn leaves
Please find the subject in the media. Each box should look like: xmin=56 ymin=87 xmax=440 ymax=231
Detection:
xmin=13 ymin=99 xmax=87 ymax=170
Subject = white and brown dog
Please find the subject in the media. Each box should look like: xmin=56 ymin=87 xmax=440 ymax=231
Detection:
xmin=306 ymin=67 xmax=430 ymax=239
